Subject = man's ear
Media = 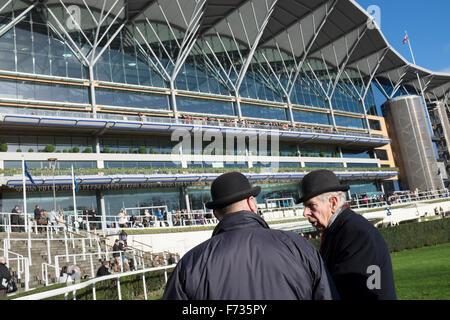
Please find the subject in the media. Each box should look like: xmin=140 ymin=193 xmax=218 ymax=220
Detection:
xmin=248 ymin=197 xmax=258 ymax=214
xmin=329 ymin=195 xmax=339 ymax=213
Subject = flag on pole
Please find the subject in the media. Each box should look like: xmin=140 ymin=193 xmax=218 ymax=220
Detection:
xmin=402 ymin=34 xmax=408 ymax=45
xmin=73 ymin=170 xmax=79 ymax=192
xmin=24 ymin=161 xmax=36 ymax=185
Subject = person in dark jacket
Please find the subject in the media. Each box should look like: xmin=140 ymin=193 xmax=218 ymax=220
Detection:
xmin=96 ymin=261 xmax=111 ymax=277
xmin=297 ymin=170 xmax=397 ymax=300
xmin=163 ymin=172 xmax=338 ymax=300
xmin=0 ymin=257 xmax=12 ymax=298
xmin=10 ymin=205 xmax=20 ymax=232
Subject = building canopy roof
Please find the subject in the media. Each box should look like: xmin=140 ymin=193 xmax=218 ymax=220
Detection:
xmin=8 ymin=0 xmax=450 ymax=101
xmin=126 ymin=0 xmax=450 ymax=101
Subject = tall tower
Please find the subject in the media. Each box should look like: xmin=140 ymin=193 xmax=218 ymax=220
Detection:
xmin=382 ymin=95 xmax=444 ymax=191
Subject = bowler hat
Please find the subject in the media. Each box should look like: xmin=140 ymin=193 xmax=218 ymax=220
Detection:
xmin=205 ymin=172 xmax=261 ymax=209
xmin=296 ymin=170 xmax=349 ymax=204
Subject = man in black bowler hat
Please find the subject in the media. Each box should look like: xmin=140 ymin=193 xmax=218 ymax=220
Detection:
xmin=297 ymin=169 xmax=396 ymax=300
xmin=163 ymin=172 xmax=338 ymax=300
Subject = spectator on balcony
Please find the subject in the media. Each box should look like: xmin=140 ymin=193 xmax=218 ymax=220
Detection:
xmin=0 ymin=257 xmax=12 ymax=298
xmin=118 ymin=210 xmax=127 ymax=228
xmin=130 ymin=215 xmax=137 ymax=228
xmin=39 ymin=209 xmax=48 ymax=231
xmin=163 ymin=172 xmax=338 ymax=300
xmin=57 ymin=210 xmax=65 ymax=228
xmin=10 ymin=205 xmax=20 ymax=232
xmin=48 ymin=209 xmax=58 ymax=231
xmin=163 ymin=210 xmax=168 ymax=226
xmin=82 ymin=209 xmax=89 ymax=230
xmin=174 ymin=210 xmax=181 ymax=226
xmin=33 ymin=204 xmax=41 ymax=232
xmin=89 ymin=209 xmax=98 ymax=230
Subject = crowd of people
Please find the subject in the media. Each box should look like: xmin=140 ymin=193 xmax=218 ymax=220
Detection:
xmin=5 ymin=204 xmax=66 ymax=233
xmin=349 ymin=188 xmax=449 ymax=209
xmin=115 ymin=208 xmax=215 ymax=229
xmin=179 ymin=114 xmax=337 ymax=135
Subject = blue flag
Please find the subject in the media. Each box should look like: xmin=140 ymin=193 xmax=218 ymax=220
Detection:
xmin=73 ymin=171 xmax=79 ymax=192
xmin=24 ymin=161 xmax=36 ymax=185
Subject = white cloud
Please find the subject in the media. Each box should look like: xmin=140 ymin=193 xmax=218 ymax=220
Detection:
xmin=439 ymin=67 xmax=450 ymax=74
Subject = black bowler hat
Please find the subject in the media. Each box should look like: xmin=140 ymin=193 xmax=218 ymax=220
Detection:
xmin=205 ymin=172 xmax=261 ymax=209
xmin=296 ymin=170 xmax=349 ymax=204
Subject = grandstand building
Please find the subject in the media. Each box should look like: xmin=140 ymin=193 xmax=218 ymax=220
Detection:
xmin=0 ymin=0 xmax=449 ymax=223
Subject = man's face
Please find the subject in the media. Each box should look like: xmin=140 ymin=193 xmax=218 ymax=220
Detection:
xmin=303 ymin=195 xmax=333 ymax=231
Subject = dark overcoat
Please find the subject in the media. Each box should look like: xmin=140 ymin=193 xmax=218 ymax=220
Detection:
xmin=320 ymin=207 xmax=397 ymax=300
xmin=163 ymin=211 xmax=339 ymax=300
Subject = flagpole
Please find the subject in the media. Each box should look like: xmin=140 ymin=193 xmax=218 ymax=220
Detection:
xmin=71 ymin=165 xmax=78 ymax=226
xmin=21 ymin=156 xmax=28 ymax=232
xmin=405 ymin=31 xmax=416 ymax=65
xmin=22 ymin=156 xmax=32 ymax=266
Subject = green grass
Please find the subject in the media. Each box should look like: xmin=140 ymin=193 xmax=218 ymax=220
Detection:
xmin=391 ymin=243 xmax=450 ymax=300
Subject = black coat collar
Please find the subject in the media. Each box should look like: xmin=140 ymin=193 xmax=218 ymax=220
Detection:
xmin=212 ymin=211 xmax=270 ymax=237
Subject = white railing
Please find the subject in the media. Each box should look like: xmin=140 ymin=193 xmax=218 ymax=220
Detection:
xmin=16 ymin=264 xmax=176 ymax=300
xmin=348 ymin=188 xmax=449 ymax=209
xmin=66 ymin=211 xmax=219 ymax=231
xmin=0 ymin=247 xmax=30 ymax=291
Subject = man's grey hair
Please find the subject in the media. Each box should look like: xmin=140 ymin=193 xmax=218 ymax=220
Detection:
xmin=317 ymin=191 xmax=347 ymax=206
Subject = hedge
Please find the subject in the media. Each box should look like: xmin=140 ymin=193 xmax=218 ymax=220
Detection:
xmin=379 ymin=218 xmax=449 ymax=252
xmin=307 ymin=218 xmax=450 ymax=252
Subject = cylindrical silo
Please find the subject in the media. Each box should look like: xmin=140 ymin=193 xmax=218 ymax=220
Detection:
xmin=382 ymin=95 xmax=444 ymax=191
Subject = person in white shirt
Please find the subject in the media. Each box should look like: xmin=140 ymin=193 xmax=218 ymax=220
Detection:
xmin=117 ymin=210 xmax=127 ymax=228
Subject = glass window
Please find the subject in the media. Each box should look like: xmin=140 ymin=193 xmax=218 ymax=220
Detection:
xmin=292 ymin=109 xmax=330 ymax=125
xmin=374 ymin=149 xmax=389 ymax=161
xmin=241 ymin=103 xmax=287 ymax=121
xmin=334 ymin=115 xmax=365 ymax=129
xmin=95 ymin=87 xmax=169 ymax=110
xmin=346 ymin=163 xmax=378 ymax=168
xmin=304 ymin=162 xmax=343 ymax=168
xmin=342 ymin=149 xmax=374 ymax=159
xmin=177 ymin=96 xmax=234 ymax=116
xmin=103 ymin=188 xmax=183 ymax=215
xmin=369 ymin=119 xmax=381 ymax=131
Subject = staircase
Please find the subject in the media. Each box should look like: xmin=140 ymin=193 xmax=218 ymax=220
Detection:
xmin=0 ymin=231 xmax=103 ymax=293
xmin=0 ymin=227 xmax=180 ymax=296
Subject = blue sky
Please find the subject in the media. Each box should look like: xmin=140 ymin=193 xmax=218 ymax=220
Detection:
xmin=355 ymin=0 xmax=450 ymax=73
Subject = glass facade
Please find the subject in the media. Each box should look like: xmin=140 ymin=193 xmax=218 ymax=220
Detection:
xmin=100 ymin=136 xmax=176 ymax=154
xmin=0 ymin=5 xmax=380 ymax=129
xmin=4 ymin=160 xmax=96 ymax=169
xmin=95 ymin=87 xmax=169 ymax=111
xmin=104 ymin=161 xmax=181 ymax=169
xmin=103 ymin=188 xmax=183 ymax=216
xmin=0 ymin=3 xmax=398 ymax=220
xmin=0 ymin=134 xmax=95 ymax=153
xmin=0 ymin=190 xmax=98 ymax=216
xmin=0 ymin=77 xmax=89 ymax=104
xmin=177 ymin=96 xmax=234 ymax=116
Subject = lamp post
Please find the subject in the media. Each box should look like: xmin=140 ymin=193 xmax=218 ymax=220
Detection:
xmin=48 ymin=158 xmax=57 ymax=211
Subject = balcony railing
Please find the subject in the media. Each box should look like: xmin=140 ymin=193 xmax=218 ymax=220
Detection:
xmin=0 ymin=108 xmax=388 ymax=140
